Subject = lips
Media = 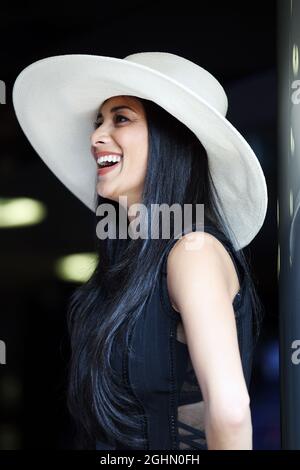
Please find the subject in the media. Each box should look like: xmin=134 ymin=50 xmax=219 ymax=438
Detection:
xmin=92 ymin=149 xmax=123 ymax=163
xmin=92 ymin=148 xmax=124 ymax=176
xmin=96 ymin=154 xmax=123 ymax=170
xmin=97 ymin=159 xmax=122 ymax=176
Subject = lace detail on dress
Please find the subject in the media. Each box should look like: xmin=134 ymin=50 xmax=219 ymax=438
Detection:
xmin=177 ymin=401 xmax=208 ymax=450
xmin=175 ymin=343 xmax=209 ymax=450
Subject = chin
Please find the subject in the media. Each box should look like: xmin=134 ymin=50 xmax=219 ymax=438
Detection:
xmin=96 ymin=185 xmax=117 ymax=202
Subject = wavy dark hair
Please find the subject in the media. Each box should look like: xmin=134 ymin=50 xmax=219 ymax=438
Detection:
xmin=66 ymin=96 xmax=265 ymax=449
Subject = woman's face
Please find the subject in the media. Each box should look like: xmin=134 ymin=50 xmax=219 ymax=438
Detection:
xmin=91 ymin=95 xmax=148 ymax=209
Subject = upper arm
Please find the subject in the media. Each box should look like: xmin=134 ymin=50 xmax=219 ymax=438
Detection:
xmin=167 ymin=231 xmax=250 ymax=423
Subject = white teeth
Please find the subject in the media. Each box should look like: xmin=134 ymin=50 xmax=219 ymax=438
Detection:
xmin=97 ymin=155 xmax=122 ymax=165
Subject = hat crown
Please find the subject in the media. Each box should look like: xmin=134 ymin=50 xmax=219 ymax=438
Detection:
xmin=124 ymin=52 xmax=228 ymax=116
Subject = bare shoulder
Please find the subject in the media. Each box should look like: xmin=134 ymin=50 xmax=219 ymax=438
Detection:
xmin=166 ymin=230 xmax=240 ymax=313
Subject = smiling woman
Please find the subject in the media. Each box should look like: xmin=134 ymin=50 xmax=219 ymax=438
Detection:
xmin=12 ymin=51 xmax=268 ymax=450
xmin=66 ymin=95 xmax=265 ymax=450
xmin=90 ymin=96 xmax=149 ymax=214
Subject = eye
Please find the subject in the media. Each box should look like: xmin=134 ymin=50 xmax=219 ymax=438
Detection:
xmin=93 ymin=114 xmax=128 ymax=130
xmin=114 ymin=114 xmax=128 ymax=124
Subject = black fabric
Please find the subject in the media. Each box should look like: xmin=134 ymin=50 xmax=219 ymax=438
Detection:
xmin=95 ymin=223 xmax=254 ymax=450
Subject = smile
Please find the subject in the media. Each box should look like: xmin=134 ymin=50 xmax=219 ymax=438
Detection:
xmin=97 ymin=159 xmax=122 ymax=176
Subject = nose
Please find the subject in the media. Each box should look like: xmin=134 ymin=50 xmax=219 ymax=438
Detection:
xmin=91 ymin=123 xmax=111 ymax=146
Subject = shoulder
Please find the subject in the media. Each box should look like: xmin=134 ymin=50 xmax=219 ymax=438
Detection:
xmin=166 ymin=230 xmax=239 ymax=313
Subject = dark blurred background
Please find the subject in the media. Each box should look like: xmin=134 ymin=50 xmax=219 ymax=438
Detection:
xmin=0 ymin=3 xmax=278 ymax=449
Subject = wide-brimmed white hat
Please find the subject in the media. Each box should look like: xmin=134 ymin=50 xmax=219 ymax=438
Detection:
xmin=12 ymin=51 xmax=268 ymax=250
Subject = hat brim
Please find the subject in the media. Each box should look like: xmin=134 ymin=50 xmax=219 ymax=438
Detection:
xmin=12 ymin=54 xmax=268 ymax=249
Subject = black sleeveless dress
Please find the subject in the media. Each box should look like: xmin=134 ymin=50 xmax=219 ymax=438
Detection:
xmin=95 ymin=223 xmax=254 ymax=450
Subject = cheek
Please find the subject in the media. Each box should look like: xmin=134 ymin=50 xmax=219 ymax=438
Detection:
xmin=123 ymin=130 xmax=148 ymax=167
xmin=137 ymin=128 xmax=148 ymax=159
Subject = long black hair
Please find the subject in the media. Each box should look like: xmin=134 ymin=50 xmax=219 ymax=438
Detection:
xmin=66 ymin=97 xmax=265 ymax=449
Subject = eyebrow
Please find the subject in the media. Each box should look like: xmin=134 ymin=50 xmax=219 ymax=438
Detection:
xmin=96 ymin=105 xmax=135 ymax=120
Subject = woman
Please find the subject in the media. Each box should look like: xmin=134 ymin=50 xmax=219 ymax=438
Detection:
xmin=12 ymin=52 xmax=268 ymax=450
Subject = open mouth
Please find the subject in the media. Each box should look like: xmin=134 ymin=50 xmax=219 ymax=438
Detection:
xmin=97 ymin=155 xmax=123 ymax=169
xmin=98 ymin=160 xmax=120 ymax=168
xmin=97 ymin=156 xmax=123 ymax=176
